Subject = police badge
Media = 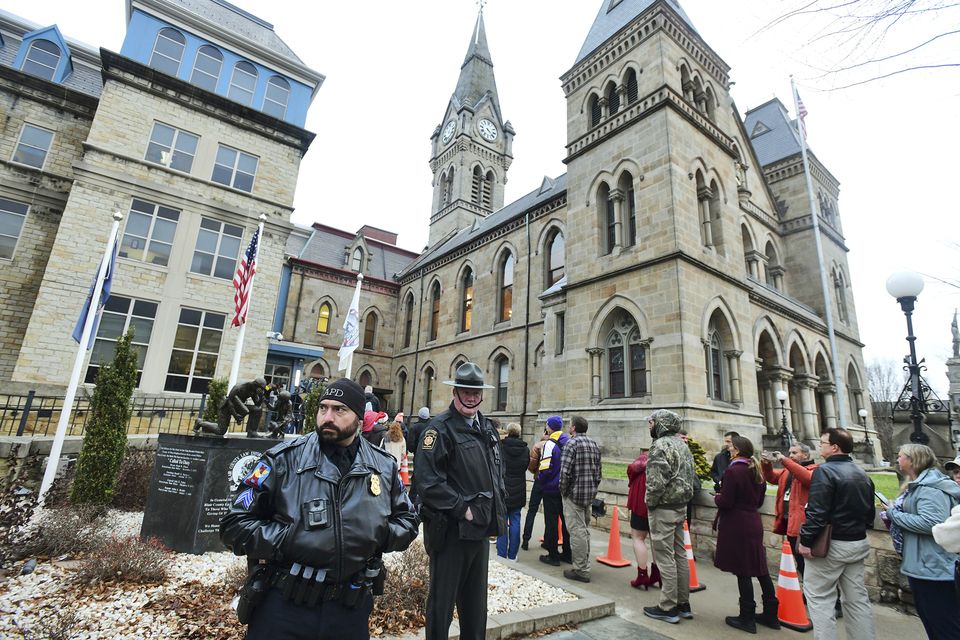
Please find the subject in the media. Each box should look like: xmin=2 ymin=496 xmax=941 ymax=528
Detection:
xmin=370 ymin=474 xmax=381 ymax=496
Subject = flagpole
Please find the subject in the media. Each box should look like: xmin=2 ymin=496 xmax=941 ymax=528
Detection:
xmin=39 ymin=211 xmax=123 ymax=502
xmin=229 ymin=214 xmax=266 ymax=389
xmin=340 ymin=273 xmax=363 ymax=379
xmin=791 ymin=77 xmax=848 ymax=428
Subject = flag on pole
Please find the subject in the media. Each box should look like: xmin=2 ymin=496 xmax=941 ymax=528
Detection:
xmin=72 ymin=245 xmax=118 ymax=349
xmin=232 ymin=227 xmax=260 ymax=327
xmin=338 ymin=275 xmax=363 ymax=373
xmin=795 ymin=89 xmax=809 ymax=140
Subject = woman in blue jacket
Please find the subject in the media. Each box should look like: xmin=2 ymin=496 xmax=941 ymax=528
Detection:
xmin=885 ymin=443 xmax=960 ymax=639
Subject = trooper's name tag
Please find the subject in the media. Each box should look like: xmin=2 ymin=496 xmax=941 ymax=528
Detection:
xmin=370 ymin=474 xmax=381 ymax=496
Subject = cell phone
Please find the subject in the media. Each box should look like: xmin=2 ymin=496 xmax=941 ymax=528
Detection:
xmin=875 ymin=491 xmax=891 ymax=508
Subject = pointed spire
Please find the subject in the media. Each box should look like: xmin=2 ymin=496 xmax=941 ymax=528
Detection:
xmin=453 ymin=10 xmax=500 ymax=114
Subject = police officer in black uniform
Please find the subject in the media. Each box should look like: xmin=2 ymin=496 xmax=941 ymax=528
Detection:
xmin=414 ymin=362 xmax=506 ymax=640
xmin=221 ymin=378 xmax=419 ymax=640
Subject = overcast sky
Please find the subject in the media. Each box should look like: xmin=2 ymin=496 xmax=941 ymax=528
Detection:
xmin=8 ymin=0 xmax=959 ymax=398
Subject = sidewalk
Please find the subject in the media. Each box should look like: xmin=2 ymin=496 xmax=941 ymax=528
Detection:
xmin=515 ymin=511 xmax=925 ymax=640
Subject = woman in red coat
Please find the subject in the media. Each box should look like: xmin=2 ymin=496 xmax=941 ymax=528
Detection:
xmin=627 ymin=451 xmax=659 ymax=588
xmin=714 ymin=435 xmax=779 ymax=633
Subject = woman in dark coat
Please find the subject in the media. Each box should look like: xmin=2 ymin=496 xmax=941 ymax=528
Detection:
xmin=627 ymin=451 xmax=658 ymax=589
xmin=497 ymin=423 xmax=530 ymax=560
xmin=714 ymin=435 xmax=779 ymax=633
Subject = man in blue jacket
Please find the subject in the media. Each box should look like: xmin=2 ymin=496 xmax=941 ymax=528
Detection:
xmin=538 ymin=415 xmax=571 ymax=566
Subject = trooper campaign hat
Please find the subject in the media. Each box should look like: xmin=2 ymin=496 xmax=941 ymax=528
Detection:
xmin=442 ymin=362 xmax=495 ymax=389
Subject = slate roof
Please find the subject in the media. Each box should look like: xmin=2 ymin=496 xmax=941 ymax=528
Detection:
xmin=397 ymin=173 xmax=568 ymax=279
xmin=575 ymin=0 xmax=697 ymax=65
xmin=452 ymin=13 xmax=500 ymax=113
xmin=0 ymin=9 xmax=104 ymax=97
xmin=293 ymin=225 xmax=418 ymax=284
xmin=743 ymin=98 xmax=803 ymax=167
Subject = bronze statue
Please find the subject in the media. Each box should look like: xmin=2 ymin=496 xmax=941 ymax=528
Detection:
xmin=265 ymin=390 xmax=293 ymax=439
xmin=194 ymin=377 xmax=267 ymax=437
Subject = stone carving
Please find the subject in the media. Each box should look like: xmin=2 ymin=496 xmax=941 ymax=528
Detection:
xmin=952 ymin=310 xmax=958 ymax=358
xmin=194 ymin=377 xmax=267 ymax=437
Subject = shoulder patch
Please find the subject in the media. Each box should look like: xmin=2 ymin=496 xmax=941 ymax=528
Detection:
xmin=244 ymin=461 xmax=272 ymax=488
xmin=421 ymin=429 xmax=438 ymax=451
xmin=234 ymin=487 xmax=254 ymax=510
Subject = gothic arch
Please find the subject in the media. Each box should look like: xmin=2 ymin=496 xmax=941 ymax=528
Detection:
xmin=305 ymin=358 xmax=329 ymax=380
xmin=585 ymin=169 xmax=617 ymax=206
xmin=400 ymin=287 xmax=417 ymax=305
xmin=611 ymin=158 xmax=643 ymax=185
xmin=486 ymin=345 xmax=516 ymax=373
xmin=426 ymin=275 xmax=443 ymax=297
xmin=355 ymin=364 xmax=378 ymax=387
xmin=701 ymin=297 xmax=741 ymax=351
xmin=753 ymin=316 xmax=785 ymax=363
xmin=812 ymin=344 xmax=833 ymax=378
xmin=311 ymin=296 xmax=339 ymax=317
xmin=454 ymin=259 xmax=477 ymax=288
xmin=448 ymin=353 xmax=471 ymax=378
xmin=785 ymin=331 xmax=811 ymax=374
xmin=535 ymin=218 xmax=566 ymax=255
xmin=588 ymin=295 xmax=650 ymax=346
xmin=394 ymin=365 xmax=409 ymax=381
xmin=618 ymin=61 xmax=643 ymax=83
xmin=490 ymin=240 xmax=520 ymax=275
xmin=741 ymin=219 xmax=757 ymax=252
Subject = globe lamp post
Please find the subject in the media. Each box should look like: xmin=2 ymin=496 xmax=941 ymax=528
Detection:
xmin=885 ymin=271 xmax=929 ymax=445
xmin=776 ymin=388 xmax=791 ymax=446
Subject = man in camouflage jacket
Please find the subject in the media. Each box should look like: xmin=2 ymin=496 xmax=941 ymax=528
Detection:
xmin=643 ymin=409 xmax=698 ymax=625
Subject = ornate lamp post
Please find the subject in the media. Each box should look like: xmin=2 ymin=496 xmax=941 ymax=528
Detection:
xmin=886 ymin=271 xmax=930 ymax=445
xmin=858 ymin=408 xmax=871 ymax=446
xmin=776 ymin=388 xmax=791 ymax=446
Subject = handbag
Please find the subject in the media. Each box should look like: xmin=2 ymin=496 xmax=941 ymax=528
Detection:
xmin=811 ymin=524 xmax=832 ymax=558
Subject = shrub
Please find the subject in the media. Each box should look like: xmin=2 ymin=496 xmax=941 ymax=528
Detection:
xmin=13 ymin=607 xmax=78 ymax=640
xmin=0 ymin=460 xmax=37 ymax=568
xmin=370 ymin=541 xmax=430 ymax=636
xmin=71 ymin=330 xmax=138 ymax=505
xmin=301 ymin=381 xmax=326 ymax=435
xmin=24 ymin=504 xmax=107 ymax=558
xmin=110 ymin=447 xmax=156 ymax=511
xmin=203 ymin=377 xmax=229 ymax=423
xmin=41 ymin=463 xmax=77 ymax=510
xmin=75 ymin=535 xmax=170 ymax=584
xmin=685 ymin=436 xmax=712 ymax=482
xmin=222 ymin=558 xmax=248 ymax=595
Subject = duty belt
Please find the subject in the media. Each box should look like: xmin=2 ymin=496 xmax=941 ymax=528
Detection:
xmin=270 ymin=563 xmax=368 ymax=609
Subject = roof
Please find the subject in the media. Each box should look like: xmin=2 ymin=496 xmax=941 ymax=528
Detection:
xmin=398 ymin=173 xmax=568 ymax=279
xmin=575 ymin=0 xmax=697 ymax=65
xmin=743 ymin=98 xmax=803 ymax=167
xmin=294 ymin=224 xmax=418 ymax=283
xmin=452 ymin=12 xmax=501 ymax=114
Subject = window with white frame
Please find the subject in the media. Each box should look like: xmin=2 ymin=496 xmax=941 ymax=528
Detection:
xmin=149 ymin=28 xmax=185 ymax=77
xmin=145 ymin=122 xmax=198 ymax=173
xmin=495 ymin=357 xmax=509 ymax=411
xmin=498 ymin=253 xmax=514 ymax=322
xmin=546 ymin=230 xmax=565 ymax=288
xmin=263 ymin=76 xmax=290 ymax=119
xmin=21 ymin=39 xmax=60 ymax=80
xmin=707 ymin=331 xmax=725 ymax=400
xmin=119 ymin=198 xmax=180 ymax=266
xmin=191 ymin=217 xmax=243 ymax=279
xmin=460 ymin=267 xmax=473 ymax=332
xmin=211 ymin=145 xmax=258 ymax=192
xmin=190 ymin=45 xmax=222 ymax=92
xmin=228 ymin=61 xmax=258 ymax=106
xmin=85 ymin=296 xmax=157 ymax=385
xmin=363 ymin=312 xmax=377 ymax=350
xmin=12 ymin=124 xmax=54 ymax=169
xmin=424 ymin=367 xmax=434 ymax=408
xmin=351 ymin=247 xmax=363 ymax=271
xmin=165 ymin=308 xmax=225 ymax=393
xmin=0 ymin=197 xmax=29 ymax=260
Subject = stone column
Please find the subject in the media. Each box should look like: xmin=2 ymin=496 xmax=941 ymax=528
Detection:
xmin=797 ymin=375 xmax=820 ymax=441
xmin=588 ymin=348 xmax=604 ymax=403
xmin=697 ymin=186 xmax=713 ymax=247
xmin=609 ymin=189 xmax=624 ymax=250
xmin=725 ymin=350 xmax=743 ymax=405
xmin=820 ymin=385 xmax=838 ymax=430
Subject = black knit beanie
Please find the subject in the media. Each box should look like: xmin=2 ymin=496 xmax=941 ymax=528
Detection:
xmin=321 ymin=378 xmax=366 ymax=421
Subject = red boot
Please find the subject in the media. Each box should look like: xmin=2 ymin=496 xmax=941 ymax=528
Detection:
xmin=649 ymin=563 xmax=663 ymax=588
xmin=630 ymin=567 xmax=650 ymax=590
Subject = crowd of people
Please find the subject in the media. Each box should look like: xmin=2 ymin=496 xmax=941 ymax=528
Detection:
xmin=219 ymin=362 xmax=960 ymax=640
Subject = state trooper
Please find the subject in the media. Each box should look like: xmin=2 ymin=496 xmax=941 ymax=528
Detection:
xmin=221 ymin=378 xmax=419 ymax=640
xmin=413 ymin=362 xmax=506 ymax=640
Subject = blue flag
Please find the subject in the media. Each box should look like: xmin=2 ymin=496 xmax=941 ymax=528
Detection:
xmin=72 ymin=244 xmax=117 ymax=350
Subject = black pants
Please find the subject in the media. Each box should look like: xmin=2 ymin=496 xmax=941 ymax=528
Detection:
xmin=246 ymin=587 xmax=372 ymax=639
xmin=541 ymin=493 xmax=570 ymax=559
xmin=736 ymin=574 xmax=776 ymax=605
xmin=522 ymin=477 xmax=543 ymax=542
xmin=425 ymin=526 xmax=489 ymax=640
xmin=786 ymin=535 xmax=805 ymax=576
xmin=909 ymin=577 xmax=960 ymax=639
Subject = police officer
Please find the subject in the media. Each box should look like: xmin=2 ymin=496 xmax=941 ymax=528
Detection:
xmin=414 ymin=362 xmax=506 ymax=640
xmin=221 ymin=378 xmax=419 ymax=640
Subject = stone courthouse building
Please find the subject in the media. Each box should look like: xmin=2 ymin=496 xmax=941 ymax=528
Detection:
xmin=1 ymin=0 xmax=875 ymax=455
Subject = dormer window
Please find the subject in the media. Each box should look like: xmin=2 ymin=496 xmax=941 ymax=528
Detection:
xmin=351 ymin=247 xmax=364 ymax=271
xmin=150 ymin=28 xmax=185 ymax=77
xmin=191 ymin=45 xmax=223 ymax=92
xmin=263 ymin=76 xmax=290 ymax=119
xmin=22 ymin=39 xmax=60 ymax=81
xmin=228 ymin=61 xmax=258 ymax=106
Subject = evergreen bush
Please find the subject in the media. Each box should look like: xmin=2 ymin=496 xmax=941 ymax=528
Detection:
xmin=301 ymin=381 xmax=326 ymax=435
xmin=685 ymin=436 xmax=712 ymax=481
xmin=71 ymin=329 xmax=138 ymax=505
xmin=203 ymin=377 xmax=229 ymax=422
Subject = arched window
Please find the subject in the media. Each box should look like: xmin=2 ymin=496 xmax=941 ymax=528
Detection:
xmin=351 ymin=247 xmax=363 ymax=271
xmin=546 ymin=230 xmax=565 ymax=288
xmin=603 ymin=311 xmax=649 ymax=398
xmin=680 ymin=65 xmax=693 ymax=102
xmin=605 ymin=81 xmax=620 ymax=116
xmin=358 ymin=370 xmax=372 ymax=390
xmin=263 ymin=76 xmax=290 ymax=119
xmin=471 ymin=166 xmax=493 ymax=209
xmin=707 ymin=330 xmax=724 ymax=400
xmin=619 ymin=173 xmax=636 ymax=247
xmin=705 ymin=86 xmax=716 ymax=121
xmin=696 ymin=172 xmax=713 ymax=248
xmin=317 ymin=302 xmax=331 ymax=334
xmin=625 ymin=69 xmax=639 ymax=104
xmin=424 ymin=367 xmax=435 ymax=407
xmin=150 ymin=28 xmax=185 ymax=76
xmin=228 ymin=61 xmax=258 ymax=106
xmin=589 ymin=93 xmax=602 ymax=127
xmin=403 ymin=293 xmax=414 ymax=348
xmin=704 ymin=312 xmax=737 ymax=403
xmin=22 ymin=39 xmax=61 ymax=80
xmin=429 ymin=282 xmax=441 ymax=341
xmin=363 ymin=311 xmax=377 ymax=350
xmin=191 ymin=45 xmax=222 ymax=92
xmin=398 ymin=371 xmax=407 ymax=412
xmin=498 ymin=253 xmax=514 ymax=323
xmin=765 ymin=241 xmax=783 ymax=290
xmin=460 ymin=268 xmax=473 ymax=332
xmin=442 ymin=168 xmax=454 ymax=206
xmin=495 ymin=356 xmax=509 ymax=411
xmin=597 ymin=182 xmax=615 ymax=255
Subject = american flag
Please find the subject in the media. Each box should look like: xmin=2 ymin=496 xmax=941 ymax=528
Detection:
xmin=796 ymin=91 xmax=809 ymax=140
xmin=232 ymin=227 xmax=259 ymax=327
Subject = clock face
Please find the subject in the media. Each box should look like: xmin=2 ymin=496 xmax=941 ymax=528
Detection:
xmin=441 ymin=120 xmax=457 ymax=144
xmin=477 ymin=118 xmax=498 ymax=142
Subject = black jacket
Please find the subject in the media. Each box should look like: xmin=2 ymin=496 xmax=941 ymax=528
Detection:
xmin=799 ymin=454 xmax=875 ymax=547
xmin=406 ymin=417 xmax=430 ymax=454
xmin=501 ymin=436 xmax=530 ymax=510
xmin=220 ymin=432 xmax=419 ymax=582
xmin=711 ymin=449 xmax=731 ymax=490
xmin=413 ymin=403 xmax=506 ymax=539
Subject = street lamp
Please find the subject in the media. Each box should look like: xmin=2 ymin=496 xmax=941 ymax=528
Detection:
xmin=886 ymin=271 xmax=930 ymax=445
xmin=858 ymin=408 xmax=871 ymax=446
xmin=776 ymin=388 xmax=791 ymax=447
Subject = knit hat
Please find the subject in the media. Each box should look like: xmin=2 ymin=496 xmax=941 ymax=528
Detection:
xmin=546 ymin=415 xmax=564 ymax=431
xmin=321 ymin=378 xmax=366 ymax=422
xmin=418 ymin=407 xmax=430 ymax=420
xmin=394 ymin=412 xmax=405 ymax=423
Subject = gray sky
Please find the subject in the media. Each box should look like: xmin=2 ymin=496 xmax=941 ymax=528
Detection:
xmin=8 ymin=0 xmax=959 ymax=397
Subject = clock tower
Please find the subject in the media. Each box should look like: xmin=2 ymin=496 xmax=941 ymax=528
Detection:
xmin=428 ymin=10 xmax=514 ymax=247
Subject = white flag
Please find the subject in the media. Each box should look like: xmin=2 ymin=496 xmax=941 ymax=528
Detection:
xmin=339 ymin=274 xmax=363 ymax=373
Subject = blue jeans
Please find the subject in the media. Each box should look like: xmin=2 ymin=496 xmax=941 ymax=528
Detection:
xmin=496 ymin=508 xmax=522 ymax=560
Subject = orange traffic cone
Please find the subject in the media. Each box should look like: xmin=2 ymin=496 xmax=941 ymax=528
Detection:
xmin=775 ymin=540 xmax=812 ymax=631
xmin=399 ymin=454 xmax=410 ymax=486
xmin=539 ymin=517 xmax=564 ymax=544
xmin=596 ymin=505 xmax=631 ymax=567
xmin=683 ymin=520 xmax=706 ymax=592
